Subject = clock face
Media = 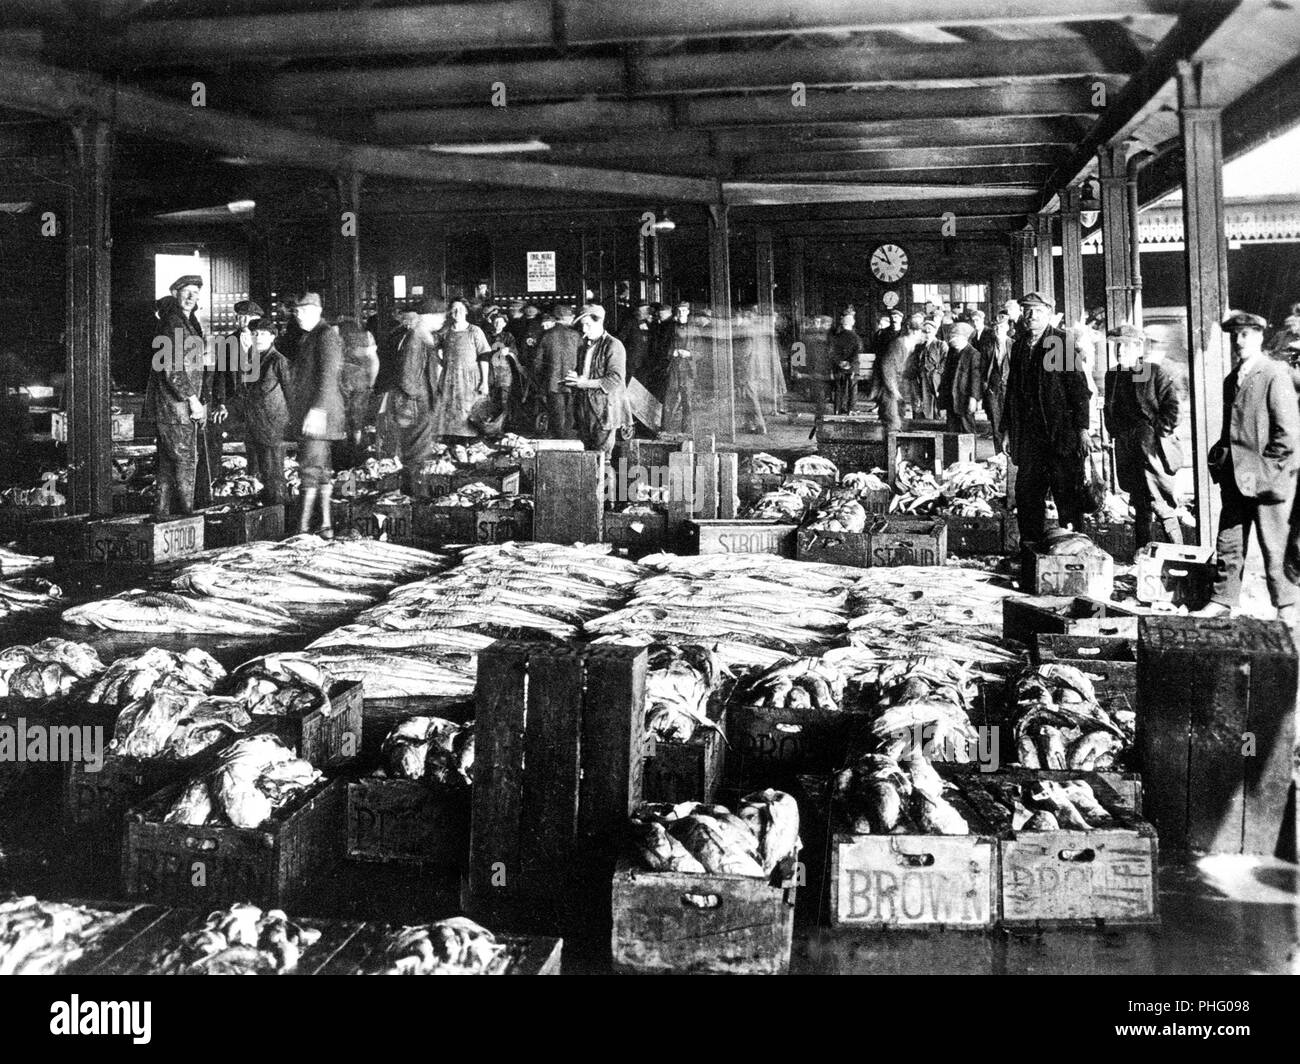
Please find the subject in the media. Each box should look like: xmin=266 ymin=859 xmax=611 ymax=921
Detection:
xmin=881 ymin=290 xmax=900 ymax=309
xmin=870 ymin=243 xmax=909 ymax=283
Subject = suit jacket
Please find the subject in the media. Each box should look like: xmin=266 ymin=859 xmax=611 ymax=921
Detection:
xmin=941 ymin=341 xmax=983 ymax=412
xmin=979 ymin=333 xmax=1012 ymax=403
xmin=573 ymin=332 xmax=627 ymax=432
xmin=1004 ymin=325 xmax=1091 ymax=460
xmin=395 ymin=326 xmax=442 ymax=406
xmin=1103 ymin=360 xmax=1182 ymax=473
xmin=288 ymin=321 xmax=345 ymax=441
xmin=539 ymin=324 xmax=581 ymax=393
xmin=146 ymin=296 xmax=204 ymax=424
xmin=1216 ymin=355 xmax=1300 ymax=501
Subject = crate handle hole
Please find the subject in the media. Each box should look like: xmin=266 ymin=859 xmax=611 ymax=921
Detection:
xmin=184 ymin=836 xmax=217 ymax=852
xmin=898 ymin=852 xmax=936 ymax=867
xmin=775 ymin=723 xmax=802 ymax=734
xmin=1167 ymin=568 xmax=1189 ymax=577
xmin=1058 ymin=848 xmax=1095 ymax=862
xmin=681 ymin=892 xmax=721 ymax=909
xmin=1076 ymin=646 xmax=1101 ymax=656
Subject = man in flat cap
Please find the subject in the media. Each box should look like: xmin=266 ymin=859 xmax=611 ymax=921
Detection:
xmin=1199 ymin=311 xmax=1300 ymax=623
xmin=941 ymin=321 xmax=983 ymax=434
xmin=829 ymin=305 xmax=863 ymax=416
xmin=287 ymin=293 xmax=345 ymax=537
xmin=147 ymin=274 xmax=207 ymax=516
xmin=1102 ymin=324 xmax=1183 ymax=547
xmin=979 ymin=309 xmax=1014 ymax=454
xmin=662 ymin=299 xmax=697 ymax=433
xmin=566 ymin=304 xmax=626 ymax=453
xmin=1004 ymin=291 xmax=1092 ymax=543
xmin=538 ymin=303 xmax=580 ymax=438
xmin=382 ymin=296 xmax=446 ymax=473
xmin=910 ymin=316 xmax=947 ymax=419
xmin=617 ymin=299 xmax=652 ymax=388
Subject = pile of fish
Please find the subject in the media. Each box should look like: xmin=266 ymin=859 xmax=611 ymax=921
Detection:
xmin=832 ymin=754 xmax=971 ymax=835
xmin=366 ymin=917 xmax=510 ymax=975
xmin=150 ymin=903 xmax=322 ymax=975
xmin=0 ymin=545 xmax=52 ymax=577
xmin=734 ymin=656 xmax=845 ymax=711
xmin=0 ymin=576 xmax=62 ymax=617
xmin=303 ymin=543 xmax=644 ymax=698
xmin=65 ymin=589 xmax=301 ymax=635
xmin=108 ymin=684 xmax=252 ymax=760
xmin=1012 ymin=664 xmax=1129 ymax=770
xmin=629 ymin=790 xmax=800 ymax=878
xmin=841 ymin=470 xmax=890 ymax=494
xmin=588 ymin=552 xmax=858 ymax=670
xmin=426 ymin=483 xmax=508 ymax=508
xmin=981 ymin=776 xmax=1122 ymax=832
xmin=88 ymin=647 xmax=226 ymax=708
xmin=806 ymin=493 xmax=869 ymax=533
xmin=1037 ymin=527 xmax=1107 ymax=557
xmin=211 ymin=474 xmax=263 ymax=498
xmin=418 ymin=455 xmax=457 ymax=477
xmin=855 ymin=657 xmax=981 ymax=764
xmin=0 ymin=897 xmax=128 ymax=975
xmin=0 ymin=638 xmax=104 ymax=698
xmin=344 ymin=455 xmax=402 ymax=490
xmin=645 ymin=644 xmax=717 ymax=743
xmin=0 ymin=479 xmax=64 ymax=508
xmin=380 ymin=716 xmax=474 ymax=788
xmin=794 ymin=455 xmax=838 ymax=478
xmin=230 ymin=654 xmax=333 ymax=718
xmin=447 ymin=440 xmax=496 ymax=467
xmin=748 ymin=452 xmax=786 ymax=475
xmin=831 ymin=569 xmax=1024 ymax=673
xmin=163 ymin=734 xmax=322 ymax=829
xmin=891 ymin=456 xmax=1007 ymax=517
xmin=740 ymin=477 xmax=823 ymax=521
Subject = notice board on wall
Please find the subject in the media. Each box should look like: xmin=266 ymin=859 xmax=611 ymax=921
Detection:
xmin=527 ymin=251 xmax=557 ymax=293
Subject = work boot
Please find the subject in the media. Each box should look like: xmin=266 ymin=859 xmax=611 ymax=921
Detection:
xmin=1161 ymin=517 xmax=1184 ymax=545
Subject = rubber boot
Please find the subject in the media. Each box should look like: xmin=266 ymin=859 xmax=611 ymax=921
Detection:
xmin=318 ymin=483 xmax=334 ymax=540
xmin=299 ymin=486 xmax=318 ymax=534
xmin=1162 ymin=517 xmax=1183 ymax=545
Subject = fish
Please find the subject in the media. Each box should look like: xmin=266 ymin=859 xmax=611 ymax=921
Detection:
xmin=629 ymin=818 xmax=707 ymax=874
xmin=736 ymin=789 xmax=801 ymax=875
xmin=88 ymin=647 xmax=225 ymax=706
xmin=0 ymin=897 xmax=128 ymax=975
xmin=150 ymin=903 xmax=322 ymax=975
xmin=371 ymin=918 xmax=509 ymax=975
xmin=670 ymin=813 xmax=765 ymax=876
xmin=64 ymin=589 xmax=301 ymax=634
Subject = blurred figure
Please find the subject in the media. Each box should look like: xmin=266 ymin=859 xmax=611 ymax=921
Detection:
xmin=828 ymin=306 xmax=863 ymax=415
xmin=383 ymin=297 xmax=445 ymax=468
xmin=980 ymin=310 xmax=1014 ymax=453
xmin=732 ymin=307 xmax=766 ymax=435
xmin=911 ymin=317 xmax=947 ymax=419
xmin=875 ymin=316 xmax=920 ymax=435
xmin=239 ymin=318 xmax=289 ymax=505
xmin=286 ymin=293 xmax=344 ymax=538
xmin=941 ymin=322 xmax=982 ymax=433
xmin=662 ymin=299 xmax=697 ymax=434
xmin=147 ymin=274 xmax=206 ymax=516
xmin=337 ymin=320 xmax=379 ymax=468
xmin=618 ymin=299 xmax=652 ymax=386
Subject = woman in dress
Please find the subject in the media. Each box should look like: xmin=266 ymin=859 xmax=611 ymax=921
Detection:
xmin=430 ymin=297 xmax=492 ymax=440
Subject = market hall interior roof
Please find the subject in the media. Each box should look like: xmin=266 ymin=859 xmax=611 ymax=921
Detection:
xmin=0 ymin=0 xmax=1297 ymax=228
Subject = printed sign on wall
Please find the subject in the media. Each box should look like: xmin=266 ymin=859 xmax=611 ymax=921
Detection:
xmin=527 ymin=251 xmax=557 ymax=293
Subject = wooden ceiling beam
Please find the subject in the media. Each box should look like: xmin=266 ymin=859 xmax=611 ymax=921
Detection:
xmin=4 ymin=1 xmax=1192 ymax=64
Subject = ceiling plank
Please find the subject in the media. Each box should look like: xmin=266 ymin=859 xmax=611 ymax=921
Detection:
xmin=367 ymin=83 xmax=1105 ymax=142
xmin=724 ymin=182 xmax=1039 ymax=205
xmin=241 ymin=39 xmax=1133 ymax=111
xmin=736 ymin=144 xmax=1067 ymax=175
xmin=8 ymin=0 xmax=1190 ymax=64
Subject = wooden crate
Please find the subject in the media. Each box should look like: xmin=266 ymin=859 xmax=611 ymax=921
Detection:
xmin=1002 ymin=595 xmax=1140 ymax=648
xmin=665 ymin=450 xmax=738 ymax=533
xmin=1134 ymin=543 xmax=1215 ymax=608
xmin=533 ymin=450 xmax=604 ymax=545
xmin=123 ymin=777 xmax=344 ymax=909
xmin=353 ymin=497 xmax=412 ymax=543
xmin=411 ymin=500 xmax=476 ymax=545
xmin=1035 ymin=633 xmax=1136 ymax=716
xmin=20 ymin=513 xmax=89 ymax=559
xmin=52 ymin=411 xmax=134 ymax=443
xmin=869 ymin=516 xmax=947 ymax=567
xmin=887 ymin=430 xmax=975 ymax=485
xmin=254 ymin=680 xmax=362 ymax=768
xmin=201 ymin=503 xmax=284 ymax=548
xmin=831 ymin=832 xmax=1001 ymax=929
xmin=852 ymin=487 xmax=894 ymax=517
xmin=1004 ymin=767 xmax=1144 ymax=815
xmin=611 ymin=857 xmax=796 ymax=974
xmin=726 ymin=702 xmax=870 ymax=790
xmin=411 ymin=467 xmax=521 ymax=501
xmin=993 ymin=774 xmax=1159 ymax=928
xmin=1084 ymin=519 xmax=1137 ymax=564
xmin=642 ymin=707 xmax=726 ymax=804
xmin=621 ymin=435 xmax=694 ymax=472
xmin=1137 ymin=617 xmax=1296 ymax=855
xmin=360 ymin=695 xmax=473 ymax=761
xmin=816 ymin=416 xmax=885 ymax=444
xmin=816 ymin=440 xmax=889 ymax=475
xmin=738 ymin=471 xmax=786 ymax=504
xmin=85 ymin=514 xmax=203 ymax=564
xmin=945 ymin=512 xmax=1008 ymax=557
xmin=468 ymin=642 xmax=645 ymax=921
xmin=316 ymin=924 xmax=562 ymax=975
xmin=602 ymin=509 xmax=668 ymax=556
xmin=796 ymin=526 xmax=870 ymax=568
xmin=1023 ymin=548 xmax=1114 ymax=598
xmin=346 ymin=777 xmax=469 ymax=868
xmin=0 ymin=502 xmax=66 ymax=542
xmin=687 ymin=519 xmax=798 ymax=557
xmin=475 ymin=505 xmax=532 ymax=543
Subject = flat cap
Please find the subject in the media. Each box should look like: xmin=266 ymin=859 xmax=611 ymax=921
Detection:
xmin=233 ymin=299 xmax=264 ymax=316
xmin=554 ymin=305 xmax=576 ymax=320
xmin=949 ymin=322 xmax=975 ymax=340
xmin=247 ymin=317 xmax=275 ymax=333
xmin=292 ymin=291 xmax=322 ymax=308
xmin=1106 ymin=323 xmax=1151 ymax=343
xmin=414 ymin=296 xmax=447 ymax=315
xmin=574 ymin=303 xmax=606 ymax=323
xmin=1221 ymin=310 xmax=1267 ymax=331
xmin=1020 ymin=291 xmax=1055 ymax=309
xmin=675 ymin=298 xmax=691 ymax=309
xmin=170 ymin=274 xmax=203 ymax=291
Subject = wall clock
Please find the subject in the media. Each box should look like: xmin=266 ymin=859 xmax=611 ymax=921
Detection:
xmin=870 ymin=243 xmax=909 ymax=283
xmin=881 ymin=290 xmax=900 ymax=309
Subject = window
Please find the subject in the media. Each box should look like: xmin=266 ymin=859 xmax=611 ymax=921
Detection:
xmin=911 ymin=282 xmax=989 ymax=314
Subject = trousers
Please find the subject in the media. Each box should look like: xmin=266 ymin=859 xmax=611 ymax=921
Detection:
xmin=663 ymin=362 xmax=694 ymax=433
xmin=737 ymin=376 xmax=766 ymax=433
xmin=1212 ymin=472 xmax=1298 ymax=609
xmin=1014 ymin=434 xmax=1086 ymax=543
xmin=946 ymin=410 xmax=976 ymax=434
xmin=247 ymin=440 xmax=286 ymax=504
xmin=1113 ymin=431 xmax=1179 ymax=547
xmin=546 ymin=391 xmax=573 ymax=438
xmin=154 ymin=422 xmax=197 ymax=516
